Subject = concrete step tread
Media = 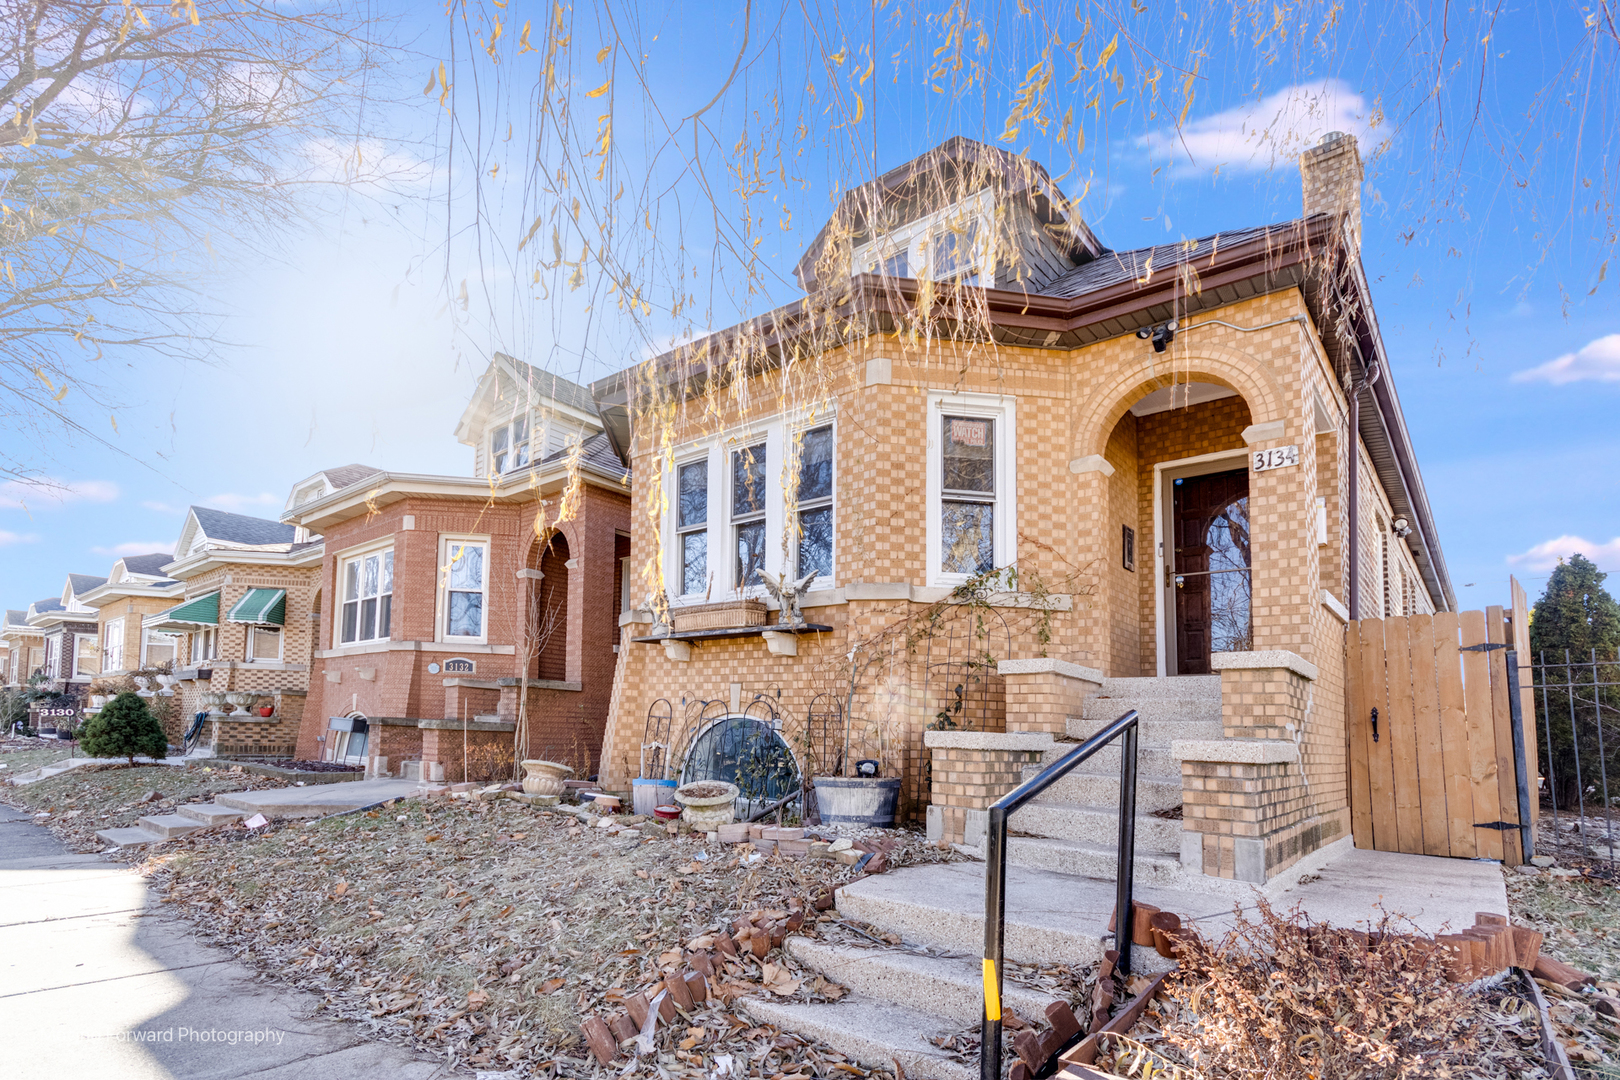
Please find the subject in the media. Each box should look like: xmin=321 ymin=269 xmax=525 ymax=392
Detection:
xmin=1097 ymin=676 xmax=1221 ymax=700
xmin=1008 ymin=832 xmax=1180 ymax=861
xmin=786 ymin=937 xmax=1060 ymax=1026
xmin=176 ymin=803 xmax=245 ymax=825
xmin=135 ymin=813 xmax=206 ymax=839
xmin=740 ymin=996 xmax=977 ymax=1080
xmin=95 ymin=826 xmax=166 ymax=848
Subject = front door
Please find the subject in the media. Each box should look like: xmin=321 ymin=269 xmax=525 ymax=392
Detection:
xmin=1172 ymin=468 xmax=1252 ymax=674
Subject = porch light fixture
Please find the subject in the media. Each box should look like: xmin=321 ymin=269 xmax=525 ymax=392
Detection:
xmin=1392 ymin=517 xmax=1412 ymax=538
xmin=1135 ymin=319 xmax=1179 ymax=353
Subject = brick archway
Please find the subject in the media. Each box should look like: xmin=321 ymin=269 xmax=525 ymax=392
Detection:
xmin=1071 ymin=343 xmax=1284 ymax=463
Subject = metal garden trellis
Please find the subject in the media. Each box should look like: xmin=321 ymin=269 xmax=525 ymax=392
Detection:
xmin=1531 ymin=648 xmax=1619 ymax=874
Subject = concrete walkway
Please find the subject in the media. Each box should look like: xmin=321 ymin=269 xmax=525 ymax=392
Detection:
xmin=0 ymin=805 xmax=453 ymax=1079
xmin=215 ymin=778 xmax=423 ymax=818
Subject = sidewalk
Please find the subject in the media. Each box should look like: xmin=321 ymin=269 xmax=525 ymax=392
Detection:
xmin=0 ymin=805 xmax=453 ymax=1079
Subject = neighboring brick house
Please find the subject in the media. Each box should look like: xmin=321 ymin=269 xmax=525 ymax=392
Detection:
xmin=142 ymin=506 xmax=325 ymax=754
xmin=592 ymin=134 xmax=1453 ymax=886
xmin=284 ymin=357 xmax=631 ymax=782
xmin=79 ymin=554 xmax=183 ymax=676
xmin=26 ymin=575 xmax=109 ymax=701
xmin=2 ymin=609 xmax=41 ymax=686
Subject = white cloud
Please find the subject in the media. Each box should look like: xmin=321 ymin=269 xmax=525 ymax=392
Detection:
xmin=1506 ymin=535 xmax=1620 ymax=573
xmin=1137 ymin=79 xmax=1385 ymax=175
xmin=0 ymin=478 xmax=119 ymax=510
xmin=0 ymin=530 xmax=40 ymax=546
xmin=90 ymin=541 xmax=175 ymax=558
xmin=1511 ymin=333 xmax=1620 ymax=385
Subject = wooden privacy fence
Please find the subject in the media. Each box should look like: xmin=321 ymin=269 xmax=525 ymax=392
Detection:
xmin=1347 ymin=591 xmax=1538 ymax=866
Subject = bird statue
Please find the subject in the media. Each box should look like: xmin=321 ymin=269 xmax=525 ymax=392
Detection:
xmin=757 ymin=569 xmax=818 ymax=629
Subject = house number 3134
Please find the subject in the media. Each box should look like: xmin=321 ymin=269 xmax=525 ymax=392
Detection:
xmin=1252 ymin=445 xmax=1300 ymax=472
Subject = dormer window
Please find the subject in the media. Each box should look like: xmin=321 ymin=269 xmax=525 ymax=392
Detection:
xmin=491 ymin=415 xmax=531 ymax=475
xmin=854 ymin=189 xmax=991 ymax=286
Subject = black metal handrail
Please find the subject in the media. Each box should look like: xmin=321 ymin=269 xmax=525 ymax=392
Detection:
xmin=980 ymin=709 xmax=1140 ymax=1080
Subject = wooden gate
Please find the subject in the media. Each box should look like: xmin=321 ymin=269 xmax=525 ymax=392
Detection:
xmin=1346 ymin=583 xmax=1538 ymax=866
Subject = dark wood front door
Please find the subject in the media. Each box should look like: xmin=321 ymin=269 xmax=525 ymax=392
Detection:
xmin=1172 ymin=468 xmax=1252 ymax=674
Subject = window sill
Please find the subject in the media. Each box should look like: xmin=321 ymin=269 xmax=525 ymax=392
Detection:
xmin=631 ymin=623 xmax=831 ymax=644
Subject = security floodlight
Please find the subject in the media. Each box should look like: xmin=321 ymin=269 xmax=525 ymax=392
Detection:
xmin=1392 ymin=517 xmax=1412 ymax=538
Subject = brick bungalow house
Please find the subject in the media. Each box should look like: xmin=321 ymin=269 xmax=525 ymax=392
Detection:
xmin=26 ymin=575 xmax=109 ymax=702
xmin=283 ymin=357 xmax=631 ymax=782
xmin=79 ymin=554 xmax=183 ymax=677
xmin=2 ymin=609 xmax=43 ymax=687
xmin=592 ymin=133 xmax=1450 ymax=886
xmin=142 ymin=505 xmax=326 ymax=753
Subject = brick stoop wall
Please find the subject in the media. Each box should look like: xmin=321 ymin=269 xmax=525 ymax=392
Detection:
xmin=1175 ymin=650 xmax=1346 ymax=882
xmin=419 ymin=718 xmax=518 ymax=783
xmin=923 ymin=730 xmax=1055 ymax=846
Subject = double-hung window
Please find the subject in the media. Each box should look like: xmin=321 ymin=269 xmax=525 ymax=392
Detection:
xmin=340 ymin=549 xmax=393 ymax=645
xmin=73 ymin=633 xmax=99 ymax=679
xmin=103 ymin=618 xmax=125 ymax=673
xmin=676 ymin=459 xmax=708 ymax=596
xmin=794 ymin=425 xmax=834 ymax=581
xmin=732 ymin=443 xmax=767 ymax=590
xmin=940 ymin=414 xmax=997 ymax=576
xmin=490 ymin=415 xmax=531 ymax=475
xmin=443 ymin=540 xmax=487 ymax=639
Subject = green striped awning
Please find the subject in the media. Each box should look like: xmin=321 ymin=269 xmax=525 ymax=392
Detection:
xmin=227 ymin=588 xmax=286 ymax=626
xmin=143 ymin=592 xmax=220 ymax=633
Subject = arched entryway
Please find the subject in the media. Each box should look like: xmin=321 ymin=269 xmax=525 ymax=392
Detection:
xmin=527 ymin=533 xmax=571 ymax=681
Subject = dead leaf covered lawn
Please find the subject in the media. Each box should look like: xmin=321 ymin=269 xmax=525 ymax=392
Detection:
xmin=143 ymin=795 xmax=957 ymax=1075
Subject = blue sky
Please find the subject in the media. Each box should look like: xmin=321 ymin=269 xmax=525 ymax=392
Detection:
xmin=2 ymin=0 xmax=1615 ymax=611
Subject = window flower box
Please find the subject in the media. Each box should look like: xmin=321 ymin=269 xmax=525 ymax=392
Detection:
xmin=671 ymin=599 xmax=767 ymax=634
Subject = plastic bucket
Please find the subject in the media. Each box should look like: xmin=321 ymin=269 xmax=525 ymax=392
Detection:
xmin=632 ymin=778 xmax=679 ymax=816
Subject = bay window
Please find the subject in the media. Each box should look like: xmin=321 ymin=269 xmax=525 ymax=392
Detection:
xmin=73 ymin=633 xmax=99 ymax=679
xmin=793 ymin=425 xmax=834 ymax=581
xmin=339 ymin=548 xmax=393 ymax=645
xmin=248 ymin=625 xmax=283 ymax=662
xmin=676 ymin=459 xmax=708 ymax=596
xmin=731 ymin=443 xmax=767 ymax=590
xmin=443 ymin=539 xmax=488 ymax=639
xmin=142 ymin=629 xmax=177 ymax=667
xmin=191 ymin=627 xmax=217 ymax=663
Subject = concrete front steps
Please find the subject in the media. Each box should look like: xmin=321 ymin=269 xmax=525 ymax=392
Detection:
xmin=95 ymin=801 xmax=246 ymax=848
xmin=749 ymin=861 xmax=1221 ymax=1079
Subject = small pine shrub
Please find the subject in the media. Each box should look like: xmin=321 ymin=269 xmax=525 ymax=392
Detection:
xmin=78 ymin=692 xmax=168 ymax=765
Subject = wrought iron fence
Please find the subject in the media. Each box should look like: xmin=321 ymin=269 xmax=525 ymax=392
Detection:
xmin=1530 ymin=649 xmax=1619 ymax=874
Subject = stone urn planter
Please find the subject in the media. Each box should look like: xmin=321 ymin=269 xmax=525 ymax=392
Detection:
xmin=155 ymin=674 xmax=177 ymax=696
xmin=88 ymin=695 xmax=107 ymax=709
xmin=133 ymin=676 xmax=155 ymax=698
xmin=812 ymin=776 xmax=901 ymax=827
xmin=674 ymin=780 xmax=741 ymax=830
xmin=225 ymin=691 xmax=257 ymax=717
xmin=201 ymin=691 xmax=228 ymax=716
xmin=521 ymin=760 xmax=574 ymax=804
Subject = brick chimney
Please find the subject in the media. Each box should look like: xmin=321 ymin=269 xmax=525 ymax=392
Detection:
xmin=1300 ymin=131 xmax=1363 ymax=251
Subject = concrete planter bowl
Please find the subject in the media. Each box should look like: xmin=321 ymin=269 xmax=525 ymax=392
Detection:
xmin=521 ymin=760 xmax=574 ymax=804
xmin=674 ymin=781 xmax=741 ymax=830
xmin=813 ymin=776 xmax=901 ymax=828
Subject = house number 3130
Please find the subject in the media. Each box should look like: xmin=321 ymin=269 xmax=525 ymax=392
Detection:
xmin=1252 ymin=445 xmax=1300 ymax=472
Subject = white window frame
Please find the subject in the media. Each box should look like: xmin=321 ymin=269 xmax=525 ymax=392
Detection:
xmin=438 ymin=535 xmax=490 ymax=643
xmin=789 ymin=420 xmax=836 ymax=586
xmin=190 ymin=627 xmax=217 ymax=664
xmin=851 ymin=188 xmax=994 ymax=285
xmin=336 ymin=545 xmax=394 ymax=647
xmin=730 ymin=440 xmax=769 ymax=594
xmin=72 ymin=632 xmax=99 ymax=681
xmin=141 ymin=628 xmax=178 ymax=668
xmin=489 ymin=413 xmax=532 ymax=476
xmin=672 ymin=453 xmax=714 ymax=599
xmin=925 ymin=390 xmax=1017 ymax=588
xmin=43 ymin=635 xmax=58 ymax=679
xmin=247 ymin=624 xmax=284 ymax=663
xmin=103 ymin=617 xmax=125 ymax=673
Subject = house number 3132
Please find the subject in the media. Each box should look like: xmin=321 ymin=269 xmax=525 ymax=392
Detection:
xmin=1252 ymin=445 xmax=1300 ymax=472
